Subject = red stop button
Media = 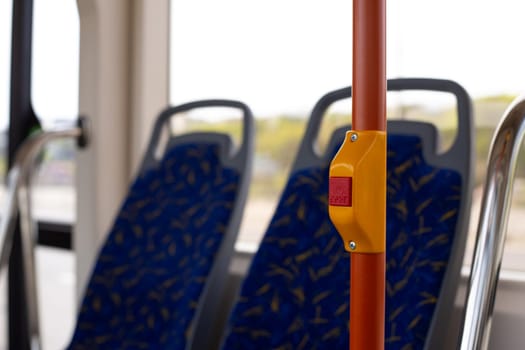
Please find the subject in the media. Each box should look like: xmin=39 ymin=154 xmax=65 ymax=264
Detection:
xmin=329 ymin=177 xmax=353 ymax=207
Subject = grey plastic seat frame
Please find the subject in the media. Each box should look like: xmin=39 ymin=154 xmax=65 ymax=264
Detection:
xmin=140 ymin=99 xmax=254 ymax=350
xmin=252 ymin=78 xmax=473 ymax=350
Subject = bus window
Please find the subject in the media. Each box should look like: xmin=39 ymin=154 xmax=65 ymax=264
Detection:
xmin=31 ymin=0 xmax=79 ymax=225
xmin=171 ymin=0 xmax=525 ymax=271
xmin=390 ymin=0 xmax=525 ymax=271
xmin=30 ymin=1 xmax=79 ymax=349
xmin=170 ymin=0 xmax=354 ymax=251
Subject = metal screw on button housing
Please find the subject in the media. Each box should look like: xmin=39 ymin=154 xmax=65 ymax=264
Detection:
xmin=351 ymin=133 xmax=358 ymax=142
xmin=349 ymin=241 xmax=356 ymax=250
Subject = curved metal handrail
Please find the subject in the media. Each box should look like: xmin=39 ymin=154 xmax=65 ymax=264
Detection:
xmin=459 ymin=96 xmax=525 ymax=350
xmin=0 ymin=123 xmax=88 ymax=350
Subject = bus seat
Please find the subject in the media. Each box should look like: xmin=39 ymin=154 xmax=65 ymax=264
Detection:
xmin=67 ymin=100 xmax=254 ymax=350
xmin=221 ymin=78 xmax=473 ymax=350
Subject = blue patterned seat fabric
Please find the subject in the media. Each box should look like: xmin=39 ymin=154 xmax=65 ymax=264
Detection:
xmin=223 ymin=135 xmax=462 ymax=350
xmin=68 ymin=143 xmax=239 ymax=350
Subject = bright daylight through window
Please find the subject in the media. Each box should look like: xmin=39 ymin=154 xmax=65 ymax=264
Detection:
xmin=170 ymin=0 xmax=525 ymax=270
xmin=31 ymin=0 xmax=79 ymax=224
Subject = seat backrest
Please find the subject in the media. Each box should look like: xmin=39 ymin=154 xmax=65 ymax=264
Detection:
xmin=221 ymin=79 xmax=473 ymax=350
xmin=68 ymin=100 xmax=254 ymax=350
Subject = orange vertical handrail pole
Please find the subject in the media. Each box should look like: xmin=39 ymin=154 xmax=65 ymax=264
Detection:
xmin=351 ymin=0 xmax=386 ymax=350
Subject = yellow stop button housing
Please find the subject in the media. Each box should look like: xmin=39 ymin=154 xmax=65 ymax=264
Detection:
xmin=328 ymin=130 xmax=386 ymax=253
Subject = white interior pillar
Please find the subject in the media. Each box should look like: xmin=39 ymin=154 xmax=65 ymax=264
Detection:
xmin=130 ymin=0 xmax=170 ymax=173
xmin=75 ymin=0 xmax=131 ymax=300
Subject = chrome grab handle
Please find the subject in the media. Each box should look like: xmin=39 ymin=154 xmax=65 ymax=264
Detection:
xmin=0 ymin=121 xmax=88 ymax=350
xmin=459 ymin=97 xmax=525 ymax=350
